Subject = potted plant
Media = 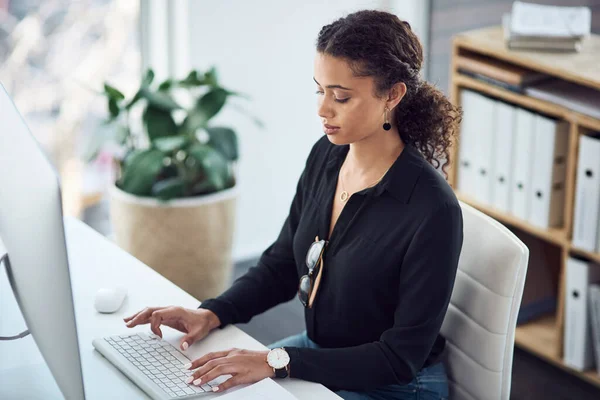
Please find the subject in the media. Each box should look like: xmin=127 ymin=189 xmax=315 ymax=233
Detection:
xmin=89 ymin=67 xmax=259 ymax=301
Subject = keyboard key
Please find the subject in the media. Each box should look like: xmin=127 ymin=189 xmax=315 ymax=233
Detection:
xmin=201 ymin=384 xmax=212 ymax=392
xmin=169 ymin=351 xmax=189 ymax=364
xmin=191 ymin=385 xmax=205 ymax=393
xmin=183 ymin=387 xmax=195 ymax=395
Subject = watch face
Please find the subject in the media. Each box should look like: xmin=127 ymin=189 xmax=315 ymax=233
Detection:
xmin=267 ymin=348 xmax=290 ymax=369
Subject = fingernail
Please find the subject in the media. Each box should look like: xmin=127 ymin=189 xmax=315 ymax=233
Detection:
xmin=212 ymin=387 xmax=219 ymax=392
xmin=183 ymin=363 xmax=192 ymax=369
xmin=182 ymin=342 xmax=189 ymax=350
xmin=185 ymin=376 xmax=194 ymax=384
xmin=126 ymin=321 xmax=132 ymax=326
xmin=193 ymin=378 xmax=202 ymax=385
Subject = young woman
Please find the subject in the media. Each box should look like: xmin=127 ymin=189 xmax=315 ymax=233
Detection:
xmin=125 ymin=10 xmax=463 ymax=400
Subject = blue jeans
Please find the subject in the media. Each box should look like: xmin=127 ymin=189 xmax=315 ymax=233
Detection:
xmin=268 ymin=331 xmax=449 ymax=400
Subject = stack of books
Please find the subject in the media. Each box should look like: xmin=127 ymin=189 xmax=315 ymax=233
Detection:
xmin=503 ymin=1 xmax=591 ymax=52
xmin=456 ymin=53 xmax=549 ymax=93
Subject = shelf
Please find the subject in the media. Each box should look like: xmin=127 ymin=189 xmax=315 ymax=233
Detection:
xmin=515 ymin=314 xmax=559 ymax=360
xmin=515 ymin=315 xmax=600 ymax=389
xmin=451 ymin=26 xmax=600 ymax=392
xmin=456 ymin=192 xmax=567 ymax=247
xmin=570 ymin=246 xmax=600 ymax=265
xmin=454 ymin=26 xmax=600 ymax=91
xmin=454 ymin=75 xmax=600 ymax=132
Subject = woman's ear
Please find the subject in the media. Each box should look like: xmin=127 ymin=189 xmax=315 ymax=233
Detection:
xmin=387 ymin=82 xmax=407 ymax=110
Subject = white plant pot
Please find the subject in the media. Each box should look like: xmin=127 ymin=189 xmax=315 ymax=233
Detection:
xmin=108 ymin=184 xmax=238 ymax=301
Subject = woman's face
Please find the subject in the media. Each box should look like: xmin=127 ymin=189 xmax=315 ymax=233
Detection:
xmin=313 ymin=52 xmax=386 ymax=146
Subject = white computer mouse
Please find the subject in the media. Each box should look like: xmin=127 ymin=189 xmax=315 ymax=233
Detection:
xmin=94 ymin=286 xmax=127 ymax=314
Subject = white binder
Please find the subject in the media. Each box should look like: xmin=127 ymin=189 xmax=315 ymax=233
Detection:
xmin=589 ymin=284 xmax=600 ymax=374
xmin=564 ymin=257 xmax=600 ymax=371
xmin=528 ymin=116 xmax=569 ymax=229
xmin=457 ymin=90 xmax=479 ymax=198
xmin=471 ymin=94 xmax=496 ymax=206
xmin=572 ymin=134 xmax=600 ymax=252
xmin=510 ymin=108 xmax=536 ymax=220
xmin=491 ymin=101 xmax=516 ymax=213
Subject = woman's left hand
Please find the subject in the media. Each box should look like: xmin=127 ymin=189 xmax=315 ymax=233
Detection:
xmin=185 ymin=348 xmax=275 ymax=393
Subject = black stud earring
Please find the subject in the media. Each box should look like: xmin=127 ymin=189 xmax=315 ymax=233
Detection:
xmin=383 ymin=107 xmax=392 ymax=131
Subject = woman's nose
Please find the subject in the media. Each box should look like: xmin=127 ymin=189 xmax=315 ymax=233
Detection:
xmin=317 ymin=98 xmax=334 ymax=119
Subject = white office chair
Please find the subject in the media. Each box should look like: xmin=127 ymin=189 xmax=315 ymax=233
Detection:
xmin=441 ymin=201 xmax=529 ymax=400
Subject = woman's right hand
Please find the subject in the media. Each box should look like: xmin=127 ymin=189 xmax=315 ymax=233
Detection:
xmin=123 ymin=306 xmax=221 ymax=351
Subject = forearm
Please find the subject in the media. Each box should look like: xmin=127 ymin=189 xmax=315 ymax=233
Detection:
xmin=200 ymin=262 xmax=298 ymax=327
xmin=285 ymin=342 xmax=411 ymax=391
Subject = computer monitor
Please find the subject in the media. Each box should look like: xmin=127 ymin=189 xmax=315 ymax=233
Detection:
xmin=0 ymin=83 xmax=85 ymax=399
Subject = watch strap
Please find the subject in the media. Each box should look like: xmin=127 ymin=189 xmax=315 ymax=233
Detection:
xmin=274 ymin=365 xmax=289 ymax=378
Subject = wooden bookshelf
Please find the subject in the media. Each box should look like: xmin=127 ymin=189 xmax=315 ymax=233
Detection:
xmin=456 ymin=192 xmax=567 ymax=247
xmin=449 ymin=26 xmax=600 ymax=389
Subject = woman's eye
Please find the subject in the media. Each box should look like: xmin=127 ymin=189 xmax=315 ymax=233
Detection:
xmin=315 ymin=90 xmax=350 ymax=103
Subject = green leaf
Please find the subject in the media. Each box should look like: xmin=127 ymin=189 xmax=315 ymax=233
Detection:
xmin=153 ymin=136 xmax=188 ymax=153
xmin=115 ymin=125 xmax=130 ymax=145
xmin=225 ymin=89 xmax=250 ymax=100
xmin=143 ymin=106 xmax=178 ymax=140
xmin=108 ymin=98 xmax=120 ymax=118
xmin=119 ymin=148 xmax=165 ymax=196
xmin=204 ymin=67 xmax=219 ymax=87
xmin=125 ymin=90 xmax=142 ymax=110
xmin=205 ymin=126 xmax=238 ymax=161
xmin=178 ymin=70 xmax=207 ymax=87
xmin=104 ymin=83 xmax=125 ymax=101
xmin=143 ymin=69 xmax=155 ymax=86
xmin=181 ymin=88 xmax=229 ymax=134
xmin=158 ymin=79 xmax=173 ymax=91
xmin=123 ymin=149 xmax=143 ymax=168
xmin=140 ymin=88 xmax=183 ymax=111
xmin=152 ymin=177 xmax=185 ymax=200
xmin=191 ymin=180 xmax=216 ymax=195
xmin=187 ymin=143 xmax=230 ymax=191
xmin=125 ymin=69 xmax=156 ymax=110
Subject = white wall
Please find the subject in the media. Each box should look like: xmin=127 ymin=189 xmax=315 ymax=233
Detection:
xmin=185 ymin=0 xmax=429 ymax=261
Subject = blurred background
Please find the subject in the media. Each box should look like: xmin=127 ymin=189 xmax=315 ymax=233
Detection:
xmin=1 ymin=1 xmax=600 ymax=399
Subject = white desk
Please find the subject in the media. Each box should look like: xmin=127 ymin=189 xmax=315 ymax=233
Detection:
xmin=0 ymin=217 xmax=340 ymax=399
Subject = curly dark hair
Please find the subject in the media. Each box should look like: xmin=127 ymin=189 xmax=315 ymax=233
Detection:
xmin=316 ymin=10 xmax=462 ymax=179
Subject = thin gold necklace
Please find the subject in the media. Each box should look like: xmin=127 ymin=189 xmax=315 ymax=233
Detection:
xmin=339 ymin=164 xmax=392 ymax=202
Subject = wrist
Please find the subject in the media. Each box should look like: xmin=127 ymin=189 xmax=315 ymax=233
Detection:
xmin=262 ymin=351 xmax=276 ymax=378
xmin=204 ymin=310 xmax=221 ymax=331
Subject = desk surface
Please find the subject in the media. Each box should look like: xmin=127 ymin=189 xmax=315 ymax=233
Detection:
xmin=0 ymin=217 xmax=340 ymax=399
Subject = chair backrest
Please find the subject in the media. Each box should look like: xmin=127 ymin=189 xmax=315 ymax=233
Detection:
xmin=441 ymin=201 xmax=529 ymax=400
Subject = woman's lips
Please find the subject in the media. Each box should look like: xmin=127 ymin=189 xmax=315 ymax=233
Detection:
xmin=323 ymin=124 xmax=340 ymax=135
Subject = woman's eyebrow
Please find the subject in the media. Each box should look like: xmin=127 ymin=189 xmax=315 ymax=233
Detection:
xmin=313 ymin=77 xmax=353 ymax=91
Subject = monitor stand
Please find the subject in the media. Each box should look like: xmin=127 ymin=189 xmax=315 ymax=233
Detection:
xmin=0 ymin=253 xmax=31 ymax=341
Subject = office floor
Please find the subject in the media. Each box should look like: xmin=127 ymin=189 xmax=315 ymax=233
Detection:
xmin=231 ymin=259 xmax=600 ymax=400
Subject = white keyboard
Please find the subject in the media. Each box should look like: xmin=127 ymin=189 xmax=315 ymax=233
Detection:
xmin=93 ymin=332 xmax=230 ymax=399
